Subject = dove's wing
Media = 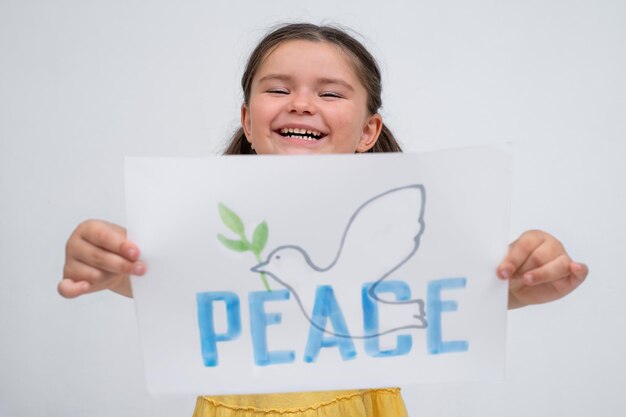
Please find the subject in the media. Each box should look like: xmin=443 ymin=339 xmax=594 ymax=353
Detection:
xmin=330 ymin=185 xmax=425 ymax=279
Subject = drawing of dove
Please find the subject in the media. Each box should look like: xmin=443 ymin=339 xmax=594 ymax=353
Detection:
xmin=251 ymin=184 xmax=427 ymax=339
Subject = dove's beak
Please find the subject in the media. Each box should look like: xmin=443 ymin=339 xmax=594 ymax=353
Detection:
xmin=251 ymin=261 xmax=268 ymax=274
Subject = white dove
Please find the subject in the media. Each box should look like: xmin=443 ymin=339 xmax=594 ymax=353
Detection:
xmin=251 ymin=184 xmax=427 ymax=339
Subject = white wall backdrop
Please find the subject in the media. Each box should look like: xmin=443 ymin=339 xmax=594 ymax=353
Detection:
xmin=1 ymin=0 xmax=625 ymax=416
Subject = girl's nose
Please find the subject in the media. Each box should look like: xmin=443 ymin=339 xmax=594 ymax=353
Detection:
xmin=288 ymin=92 xmax=316 ymax=115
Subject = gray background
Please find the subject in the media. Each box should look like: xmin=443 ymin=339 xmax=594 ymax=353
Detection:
xmin=1 ymin=0 xmax=624 ymax=416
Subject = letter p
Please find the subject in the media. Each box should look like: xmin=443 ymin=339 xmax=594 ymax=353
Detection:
xmin=196 ymin=292 xmax=241 ymax=367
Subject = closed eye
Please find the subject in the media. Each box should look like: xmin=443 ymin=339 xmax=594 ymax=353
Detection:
xmin=320 ymin=91 xmax=343 ymax=98
xmin=267 ymin=88 xmax=289 ymax=95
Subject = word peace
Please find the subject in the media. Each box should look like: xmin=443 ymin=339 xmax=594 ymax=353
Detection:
xmin=196 ymin=278 xmax=468 ymax=367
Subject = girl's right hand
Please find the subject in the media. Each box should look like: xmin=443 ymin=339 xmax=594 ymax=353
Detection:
xmin=58 ymin=220 xmax=146 ymax=298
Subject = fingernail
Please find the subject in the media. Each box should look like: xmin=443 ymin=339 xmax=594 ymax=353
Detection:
xmin=80 ymin=282 xmax=90 ymax=292
xmin=133 ymin=263 xmax=146 ymax=275
xmin=524 ymin=273 xmax=533 ymax=284
xmin=127 ymin=248 xmax=139 ymax=260
xmin=499 ymin=269 xmax=510 ymax=280
xmin=572 ymin=262 xmax=583 ymax=272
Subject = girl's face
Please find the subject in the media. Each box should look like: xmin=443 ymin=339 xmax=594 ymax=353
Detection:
xmin=241 ymin=40 xmax=382 ymax=155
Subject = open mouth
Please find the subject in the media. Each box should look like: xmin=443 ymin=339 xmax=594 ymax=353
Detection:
xmin=278 ymin=127 xmax=326 ymax=141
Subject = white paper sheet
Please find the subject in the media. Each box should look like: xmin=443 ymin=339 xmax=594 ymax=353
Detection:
xmin=125 ymin=146 xmax=511 ymax=395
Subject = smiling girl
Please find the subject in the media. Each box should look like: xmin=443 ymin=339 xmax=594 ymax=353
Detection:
xmin=60 ymin=23 xmax=588 ymax=417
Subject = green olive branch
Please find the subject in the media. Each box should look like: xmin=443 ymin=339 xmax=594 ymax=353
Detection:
xmin=217 ymin=203 xmax=271 ymax=291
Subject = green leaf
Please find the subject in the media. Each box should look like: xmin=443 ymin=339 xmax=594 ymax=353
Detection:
xmin=218 ymin=203 xmax=245 ymax=237
xmin=251 ymin=221 xmax=268 ymax=255
xmin=217 ymin=234 xmax=249 ymax=252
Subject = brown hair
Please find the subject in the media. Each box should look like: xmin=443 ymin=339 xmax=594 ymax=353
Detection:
xmin=224 ymin=23 xmax=402 ymax=155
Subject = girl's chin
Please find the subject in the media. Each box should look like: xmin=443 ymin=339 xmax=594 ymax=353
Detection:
xmin=255 ymin=136 xmax=356 ymax=155
xmin=270 ymin=138 xmax=329 ymax=155
xmin=277 ymin=146 xmax=326 ymax=155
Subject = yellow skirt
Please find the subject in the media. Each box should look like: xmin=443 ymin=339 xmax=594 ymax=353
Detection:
xmin=193 ymin=388 xmax=408 ymax=417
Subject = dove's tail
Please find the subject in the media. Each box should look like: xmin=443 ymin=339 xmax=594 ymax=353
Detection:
xmin=364 ymin=283 xmax=428 ymax=333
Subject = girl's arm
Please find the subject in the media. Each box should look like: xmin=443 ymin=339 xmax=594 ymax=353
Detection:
xmin=59 ymin=220 xmax=145 ymax=298
xmin=497 ymin=230 xmax=588 ymax=309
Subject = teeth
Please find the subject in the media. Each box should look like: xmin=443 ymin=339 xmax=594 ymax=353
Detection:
xmin=280 ymin=128 xmax=322 ymax=137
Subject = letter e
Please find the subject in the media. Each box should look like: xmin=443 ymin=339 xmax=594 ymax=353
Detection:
xmin=426 ymin=278 xmax=469 ymax=354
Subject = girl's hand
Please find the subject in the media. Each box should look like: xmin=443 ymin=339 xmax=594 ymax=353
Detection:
xmin=59 ymin=220 xmax=145 ymax=298
xmin=497 ymin=230 xmax=588 ymax=309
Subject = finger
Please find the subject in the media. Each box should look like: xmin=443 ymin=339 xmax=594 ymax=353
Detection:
xmin=551 ymin=262 xmax=589 ymax=297
xmin=58 ymin=278 xmax=91 ymax=299
xmin=514 ymin=240 xmax=563 ymax=282
xmin=71 ymin=238 xmax=141 ymax=276
xmin=64 ymin=259 xmax=143 ymax=295
xmin=569 ymin=261 xmax=589 ymax=285
xmin=520 ymin=254 xmax=571 ymax=286
xmin=64 ymin=258 xmax=104 ymax=283
xmin=528 ymin=261 xmax=587 ymax=303
xmin=497 ymin=232 xmax=545 ymax=279
xmin=79 ymin=221 xmax=139 ymax=261
xmin=551 ymin=262 xmax=588 ymax=299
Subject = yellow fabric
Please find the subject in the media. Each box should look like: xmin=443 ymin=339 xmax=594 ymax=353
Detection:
xmin=192 ymin=388 xmax=408 ymax=417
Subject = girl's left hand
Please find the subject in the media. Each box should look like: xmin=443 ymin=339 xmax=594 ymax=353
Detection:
xmin=497 ymin=230 xmax=588 ymax=309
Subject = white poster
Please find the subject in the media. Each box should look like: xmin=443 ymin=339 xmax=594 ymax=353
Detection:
xmin=125 ymin=146 xmax=511 ymax=395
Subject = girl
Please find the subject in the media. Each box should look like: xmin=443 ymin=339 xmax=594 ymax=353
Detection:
xmin=59 ymin=23 xmax=588 ymax=417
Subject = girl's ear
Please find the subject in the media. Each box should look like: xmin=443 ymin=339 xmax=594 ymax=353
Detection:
xmin=356 ymin=113 xmax=383 ymax=153
xmin=241 ymin=104 xmax=252 ymax=142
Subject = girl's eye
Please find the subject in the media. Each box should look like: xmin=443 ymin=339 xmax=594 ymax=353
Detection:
xmin=320 ymin=91 xmax=343 ymax=99
xmin=267 ymin=88 xmax=289 ymax=95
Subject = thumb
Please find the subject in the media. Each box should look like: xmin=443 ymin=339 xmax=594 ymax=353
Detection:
xmin=58 ymin=279 xmax=90 ymax=299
